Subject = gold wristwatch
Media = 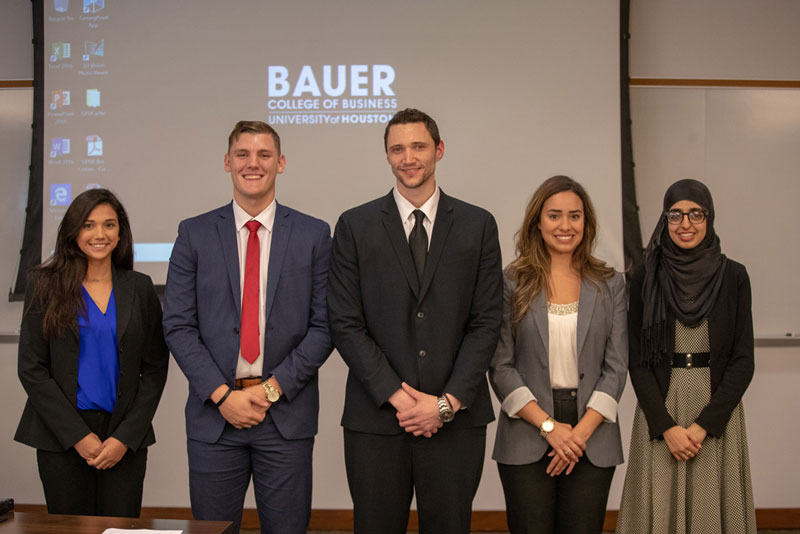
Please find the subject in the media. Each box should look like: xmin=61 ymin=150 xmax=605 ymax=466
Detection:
xmin=262 ymin=379 xmax=281 ymax=403
xmin=539 ymin=416 xmax=555 ymax=437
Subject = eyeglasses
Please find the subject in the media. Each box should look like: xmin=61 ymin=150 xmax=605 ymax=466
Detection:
xmin=665 ymin=209 xmax=707 ymax=225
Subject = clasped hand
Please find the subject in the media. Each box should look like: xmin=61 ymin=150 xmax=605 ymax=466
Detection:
xmin=392 ymin=382 xmax=460 ymax=438
xmin=74 ymin=433 xmax=128 ymax=470
xmin=544 ymin=422 xmax=586 ymax=477
xmin=218 ymin=386 xmax=271 ymax=429
xmin=663 ymin=423 xmax=706 ymax=461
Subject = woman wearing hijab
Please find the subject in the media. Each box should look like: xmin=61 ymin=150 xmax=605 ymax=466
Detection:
xmin=617 ymin=179 xmax=756 ymax=533
xmin=15 ymin=188 xmax=169 ymax=517
xmin=490 ymin=176 xmax=628 ymax=533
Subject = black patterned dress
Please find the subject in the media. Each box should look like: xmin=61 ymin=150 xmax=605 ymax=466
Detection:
xmin=616 ymin=319 xmax=756 ymax=534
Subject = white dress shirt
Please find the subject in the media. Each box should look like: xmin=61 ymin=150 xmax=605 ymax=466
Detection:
xmin=232 ymin=199 xmax=276 ymax=379
xmin=393 ymin=185 xmax=440 ymax=248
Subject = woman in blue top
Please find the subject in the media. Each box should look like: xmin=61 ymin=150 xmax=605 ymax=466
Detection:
xmin=15 ymin=188 xmax=169 ymax=517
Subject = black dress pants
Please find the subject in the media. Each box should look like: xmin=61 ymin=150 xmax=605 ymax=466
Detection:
xmin=344 ymin=425 xmax=486 ymax=534
xmin=36 ymin=409 xmax=147 ymax=518
xmin=497 ymin=389 xmax=615 ymax=534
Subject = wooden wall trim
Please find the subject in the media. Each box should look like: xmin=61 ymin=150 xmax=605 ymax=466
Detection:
xmin=756 ymin=507 xmax=800 ymax=529
xmin=631 ymin=78 xmax=800 ymax=88
xmin=13 ymin=504 xmax=800 ymax=531
xmin=0 ymin=80 xmax=33 ymax=88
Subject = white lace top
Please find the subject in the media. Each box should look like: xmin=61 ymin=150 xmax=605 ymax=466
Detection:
xmin=547 ymin=301 xmax=579 ymax=389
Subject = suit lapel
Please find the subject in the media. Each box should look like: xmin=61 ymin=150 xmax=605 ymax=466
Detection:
xmin=217 ymin=204 xmax=242 ymax=319
xmin=113 ymin=268 xmax=134 ymax=342
xmin=418 ymin=192 xmax=453 ymax=301
xmin=577 ymin=279 xmax=597 ymax=361
xmin=380 ymin=193 xmax=420 ymax=299
xmin=531 ymin=291 xmax=549 ymax=356
xmin=265 ymin=203 xmax=291 ymax=323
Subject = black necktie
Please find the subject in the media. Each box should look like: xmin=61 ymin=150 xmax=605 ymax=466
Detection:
xmin=409 ymin=209 xmax=428 ymax=282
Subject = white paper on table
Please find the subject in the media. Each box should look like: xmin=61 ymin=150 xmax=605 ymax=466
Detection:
xmin=102 ymin=529 xmax=182 ymax=534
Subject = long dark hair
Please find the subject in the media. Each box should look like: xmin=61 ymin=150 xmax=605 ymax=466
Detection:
xmin=27 ymin=188 xmax=133 ymax=339
xmin=506 ymin=175 xmax=614 ymax=326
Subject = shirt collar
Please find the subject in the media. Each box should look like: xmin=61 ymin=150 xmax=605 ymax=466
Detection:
xmin=232 ymin=198 xmax=277 ymax=233
xmin=392 ymin=185 xmax=440 ymax=224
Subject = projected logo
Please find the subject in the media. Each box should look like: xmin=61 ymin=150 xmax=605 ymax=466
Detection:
xmin=50 ymin=137 xmax=71 ymax=157
xmin=83 ymin=0 xmax=103 ymax=13
xmin=267 ymin=64 xmax=399 ymax=126
xmin=50 ymin=184 xmax=72 ymax=206
xmin=50 ymin=42 xmax=71 ymax=62
xmin=54 ymin=0 xmax=68 ymax=13
xmin=86 ymin=135 xmax=103 ymax=156
xmin=51 ymin=90 xmax=71 ymax=109
xmin=86 ymin=89 xmax=101 ymax=108
xmin=82 ymin=40 xmax=104 ymax=61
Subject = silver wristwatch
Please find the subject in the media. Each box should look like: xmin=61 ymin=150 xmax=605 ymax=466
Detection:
xmin=437 ymin=395 xmax=455 ymax=423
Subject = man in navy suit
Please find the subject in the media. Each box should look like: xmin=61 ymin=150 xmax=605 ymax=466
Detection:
xmin=327 ymin=109 xmax=504 ymax=533
xmin=163 ymin=121 xmax=332 ymax=534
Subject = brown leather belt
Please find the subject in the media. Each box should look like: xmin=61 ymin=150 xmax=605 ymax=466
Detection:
xmin=234 ymin=377 xmax=262 ymax=389
xmin=672 ymin=352 xmax=710 ymax=368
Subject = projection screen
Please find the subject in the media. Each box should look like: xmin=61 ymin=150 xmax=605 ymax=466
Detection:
xmin=41 ymin=0 xmax=622 ymax=282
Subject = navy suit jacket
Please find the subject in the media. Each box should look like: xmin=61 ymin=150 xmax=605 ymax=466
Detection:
xmin=163 ymin=201 xmax=332 ymax=443
xmin=327 ymin=190 xmax=503 ymax=435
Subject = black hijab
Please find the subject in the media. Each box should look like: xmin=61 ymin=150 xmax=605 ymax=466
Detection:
xmin=640 ymin=179 xmax=727 ymax=366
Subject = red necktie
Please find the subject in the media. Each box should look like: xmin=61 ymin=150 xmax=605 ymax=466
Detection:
xmin=241 ymin=220 xmax=261 ymax=363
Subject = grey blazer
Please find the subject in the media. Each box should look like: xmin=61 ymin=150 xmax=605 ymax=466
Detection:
xmin=489 ymin=272 xmax=628 ymax=468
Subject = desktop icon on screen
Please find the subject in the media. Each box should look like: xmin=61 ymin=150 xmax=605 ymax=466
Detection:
xmin=50 ymin=42 xmax=71 ymax=62
xmin=50 ymin=184 xmax=72 ymax=206
xmin=50 ymin=90 xmax=71 ymax=109
xmin=82 ymin=40 xmax=104 ymax=61
xmin=83 ymin=0 xmax=103 ymax=13
xmin=86 ymin=135 xmax=103 ymax=156
xmin=50 ymin=138 xmax=71 ymax=157
xmin=54 ymin=0 xmax=69 ymax=13
xmin=86 ymin=89 xmax=101 ymax=108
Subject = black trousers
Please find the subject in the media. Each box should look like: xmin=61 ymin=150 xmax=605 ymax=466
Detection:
xmin=36 ymin=409 xmax=147 ymax=518
xmin=497 ymin=390 xmax=615 ymax=534
xmin=344 ymin=425 xmax=486 ymax=534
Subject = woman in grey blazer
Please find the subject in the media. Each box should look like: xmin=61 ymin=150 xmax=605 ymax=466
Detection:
xmin=490 ymin=176 xmax=628 ymax=534
xmin=15 ymin=189 xmax=168 ymax=517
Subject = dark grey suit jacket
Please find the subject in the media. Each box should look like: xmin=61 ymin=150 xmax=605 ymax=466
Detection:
xmin=490 ymin=273 xmax=628 ymax=468
xmin=327 ymin=190 xmax=503 ymax=434
xmin=16 ymin=269 xmax=169 ymax=453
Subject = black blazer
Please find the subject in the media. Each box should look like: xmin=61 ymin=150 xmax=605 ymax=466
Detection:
xmin=628 ymin=259 xmax=754 ymax=439
xmin=327 ymin=190 xmax=504 ymax=434
xmin=15 ymin=269 xmax=169 ymax=453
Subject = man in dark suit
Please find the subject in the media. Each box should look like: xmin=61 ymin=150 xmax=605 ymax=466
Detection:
xmin=327 ymin=108 xmax=504 ymax=534
xmin=163 ymin=121 xmax=332 ymax=534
